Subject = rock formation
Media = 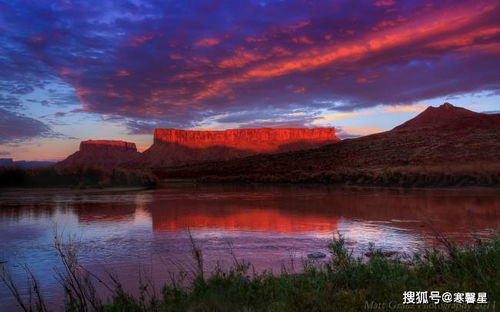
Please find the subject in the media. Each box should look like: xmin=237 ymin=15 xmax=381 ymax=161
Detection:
xmin=57 ymin=140 xmax=141 ymax=168
xmin=80 ymin=140 xmax=137 ymax=151
xmin=394 ymin=102 xmax=480 ymax=131
xmin=158 ymin=103 xmax=500 ymax=185
xmin=136 ymin=128 xmax=339 ymax=168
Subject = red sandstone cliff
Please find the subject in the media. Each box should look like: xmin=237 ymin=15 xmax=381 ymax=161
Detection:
xmin=158 ymin=103 xmax=500 ymax=185
xmin=57 ymin=140 xmax=141 ymax=168
xmin=136 ymin=128 xmax=339 ymax=168
xmin=80 ymin=140 xmax=137 ymax=151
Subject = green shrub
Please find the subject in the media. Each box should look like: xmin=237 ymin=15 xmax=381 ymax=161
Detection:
xmin=2 ymin=234 xmax=499 ymax=311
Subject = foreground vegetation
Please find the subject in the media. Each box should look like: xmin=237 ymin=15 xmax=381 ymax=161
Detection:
xmin=1 ymin=234 xmax=499 ymax=312
xmin=0 ymin=166 xmax=158 ymax=188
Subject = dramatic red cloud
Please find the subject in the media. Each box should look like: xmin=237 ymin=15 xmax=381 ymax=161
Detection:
xmin=290 ymin=36 xmax=314 ymax=45
xmin=218 ymin=49 xmax=266 ymax=69
xmin=192 ymin=2 xmax=495 ymax=103
xmin=128 ymin=34 xmax=154 ymax=47
xmin=2 ymin=0 xmax=499 ymax=136
xmin=116 ymin=69 xmax=130 ymax=77
xmin=374 ymin=0 xmax=396 ymax=7
xmin=194 ymin=37 xmax=221 ymax=47
xmin=428 ymin=27 xmax=500 ymax=50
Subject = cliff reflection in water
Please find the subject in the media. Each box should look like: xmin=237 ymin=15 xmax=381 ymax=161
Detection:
xmin=1 ymin=185 xmax=499 ymax=241
xmin=140 ymin=185 xmax=498 ymax=242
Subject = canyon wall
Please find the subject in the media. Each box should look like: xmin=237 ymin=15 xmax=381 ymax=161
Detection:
xmin=137 ymin=128 xmax=339 ymax=168
xmin=80 ymin=140 xmax=137 ymax=152
xmin=58 ymin=129 xmax=340 ymax=169
xmin=153 ymin=128 xmax=337 ymax=152
xmin=58 ymin=140 xmax=140 ymax=168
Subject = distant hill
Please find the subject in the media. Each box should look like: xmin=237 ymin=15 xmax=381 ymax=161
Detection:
xmin=158 ymin=103 xmax=500 ymax=187
xmin=0 ymin=158 xmax=55 ymax=168
xmin=394 ymin=102 xmax=500 ymax=132
xmin=393 ymin=102 xmax=478 ymax=131
xmin=57 ymin=140 xmax=141 ymax=169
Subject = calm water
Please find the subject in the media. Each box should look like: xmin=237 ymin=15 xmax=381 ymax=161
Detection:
xmin=0 ymin=184 xmax=499 ymax=311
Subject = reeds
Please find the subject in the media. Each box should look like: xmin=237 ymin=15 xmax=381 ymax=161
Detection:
xmin=2 ymin=233 xmax=499 ymax=311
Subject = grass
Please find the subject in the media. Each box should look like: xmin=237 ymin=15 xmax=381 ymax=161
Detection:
xmin=1 ymin=233 xmax=499 ymax=311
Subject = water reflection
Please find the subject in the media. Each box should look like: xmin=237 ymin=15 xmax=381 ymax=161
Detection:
xmin=144 ymin=185 xmax=499 ymax=239
xmin=1 ymin=185 xmax=499 ymax=246
xmin=0 ymin=185 xmax=499 ymax=311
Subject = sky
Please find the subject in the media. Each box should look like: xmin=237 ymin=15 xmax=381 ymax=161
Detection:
xmin=0 ymin=0 xmax=499 ymax=161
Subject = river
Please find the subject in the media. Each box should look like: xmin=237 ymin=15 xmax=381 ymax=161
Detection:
xmin=0 ymin=184 xmax=499 ymax=311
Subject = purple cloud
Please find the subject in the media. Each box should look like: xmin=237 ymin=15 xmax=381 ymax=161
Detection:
xmin=0 ymin=0 xmax=498 ymax=133
xmin=0 ymin=109 xmax=53 ymax=143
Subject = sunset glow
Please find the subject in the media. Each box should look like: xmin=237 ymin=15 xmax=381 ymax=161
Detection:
xmin=1 ymin=0 xmax=499 ymax=160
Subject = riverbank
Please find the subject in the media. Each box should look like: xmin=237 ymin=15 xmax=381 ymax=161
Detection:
xmin=0 ymin=166 xmax=158 ymax=188
xmin=2 ymin=234 xmax=499 ymax=311
xmin=158 ymin=163 xmax=500 ymax=188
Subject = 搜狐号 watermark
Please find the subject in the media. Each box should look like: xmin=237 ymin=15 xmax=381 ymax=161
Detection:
xmin=364 ymin=291 xmax=495 ymax=310
xmin=403 ymin=291 xmax=487 ymax=305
